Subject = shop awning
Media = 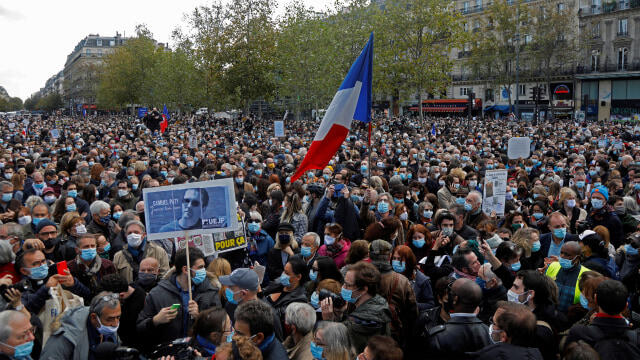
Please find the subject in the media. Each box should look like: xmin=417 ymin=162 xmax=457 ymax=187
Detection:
xmin=408 ymin=106 xmax=466 ymax=112
xmin=484 ymin=105 xmax=513 ymax=113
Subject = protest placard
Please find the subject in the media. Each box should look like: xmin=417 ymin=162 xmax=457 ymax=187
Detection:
xmin=50 ymin=129 xmax=59 ymax=139
xmin=507 ymin=137 xmax=531 ymax=159
xmin=482 ymin=169 xmax=508 ymax=217
xmin=189 ymin=135 xmax=198 ymax=149
xmin=173 ymin=214 xmax=247 ymax=256
xmin=274 ymin=120 xmax=285 ymax=137
xmin=143 ymin=178 xmax=238 ymax=241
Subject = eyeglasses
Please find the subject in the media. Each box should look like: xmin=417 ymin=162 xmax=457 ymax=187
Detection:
xmin=94 ymin=293 xmax=119 ymax=307
xmin=15 ymin=326 xmax=36 ymax=342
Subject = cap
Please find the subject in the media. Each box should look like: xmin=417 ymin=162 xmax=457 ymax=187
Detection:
xmin=36 ymin=219 xmax=57 ymax=234
xmin=219 ymin=268 xmax=259 ymax=291
xmin=43 ymin=187 xmax=55 ymax=195
xmin=369 ymin=239 xmax=392 ymax=261
xmin=591 ymin=185 xmax=609 ymax=201
xmin=278 ymin=222 xmax=295 ymax=233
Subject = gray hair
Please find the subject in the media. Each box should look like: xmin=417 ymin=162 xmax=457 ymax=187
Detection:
xmin=314 ymin=321 xmax=355 ymax=359
xmin=469 ymin=190 xmax=483 ymax=204
xmin=303 ymin=232 xmax=321 ymax=247
xmin=0 ymin=310 xmax=28 ymax=342
xmin=0 ymin=240 xmax=15 ymax=264
xmin=284 ymin=303 xmax=316 ymax=335
xmin=26 ymin=196 xmax=45 ymax=211
xmin=89 ymin=291 xmax=120 ymax=317
xmin=118 ymin=210 xmax=139 ymax=228
xmin=107 ymin=171 xmax=117 ymax=181
xmin=124 ymin=220 xmax=146 ymax=233
xmin=89 ymin=200 xmax=110 ymax=216
xmin=2 ymin=223 xmax=23 ymax=239
xmin=0 ymin=181 xmax=12 ymax=190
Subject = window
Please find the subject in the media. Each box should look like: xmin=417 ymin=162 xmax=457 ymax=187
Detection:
xmin=592 ymin=22 xmax=600 ymax=37
xmin=460 ymin=87 xmax=471 ymax=96
xmin=464 ymin=22 xmax=469 ymax=31
xmin=463 ymin=1 xmax=470 ymax=12
xmin=474 ymin=20 xmax=480 ymax=31
xmin=618 ymin=47 xmax=628 ymax=70
xmin=86 ymin=49 xmax=91 ymax=55
xmin=485 ymin=88 xmax=495 ymax=102
xmin=557 ymin=2 xmax=565 ymax=11
xmin=109 ymin=40 xmax=115 ymax=46
xmin=519 ymin=84 xmax=526 ymax=96
xmin=96 ymin=39 xmax=102 ymax=46
xmin=524 ymin=34 xmax=532 ymax=44
xmin=618 ymin=18 xmax=628 ymax=36
xmin=591 ymin=50 xmax=600 ymax=71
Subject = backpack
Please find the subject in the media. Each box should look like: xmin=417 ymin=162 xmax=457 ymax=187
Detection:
xmin=593 ymin=328 xmax=640 ymax=360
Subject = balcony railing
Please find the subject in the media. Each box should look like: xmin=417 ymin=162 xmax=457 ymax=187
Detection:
xmin=617 ymin=30 xmax=629 ymax=36
xmin=581 ymin=0 xmax=638 ymax=15
xmin=576 ymin=63 xmax=640 ymax=73
xmin=461 ymin=5 xmax=483 ymax=14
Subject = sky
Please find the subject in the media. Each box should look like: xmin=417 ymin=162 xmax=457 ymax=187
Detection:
xmin=0 ymin=0 xmax=333 ymax=101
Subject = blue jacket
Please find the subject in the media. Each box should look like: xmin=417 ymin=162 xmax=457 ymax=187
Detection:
xmin=413 ymin=270 xmax=435 ymax=311
xmin=539 ymin=232 xmax=580 ymax=258
xmin=248 ymin=229 xmax=274 ymax=266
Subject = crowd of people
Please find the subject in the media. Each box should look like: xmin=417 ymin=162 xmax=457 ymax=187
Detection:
xmin=1 ymin=112 xmax=640 ymax=360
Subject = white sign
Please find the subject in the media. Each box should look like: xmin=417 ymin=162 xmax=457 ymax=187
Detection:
xmin=507 ymin=137 xmax=531 ymax=159
xmin=274 ymin=120 xmax=285 ymax=137
xmin=189 ymin=135 xmax=198 ymax=149
xmin=50 ymin=129 xmax=60 ymax=139
xmin=482 ymin=169 xmax=508 ymax=217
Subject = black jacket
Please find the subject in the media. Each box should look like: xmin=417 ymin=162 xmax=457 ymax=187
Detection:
xmin=263 ymin=284 xmax=309 ymax=330
xmin=471 ymin=343 xmax=543 ymax=360
xmin=136 ymin=273 xmax=221 ymax=349
xmin=566 ymin=316 xmax=639 ymax=349
xmin=427 ymin=314 xmax=491 ymax=359
xmin=118 ymin=285 xmax=146 ymax=348
xmin=261 ymin=337 xmax=289 ymax=360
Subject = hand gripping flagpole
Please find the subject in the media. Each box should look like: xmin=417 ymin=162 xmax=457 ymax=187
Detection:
xmin=184 ymin=231 xmax=192 ymax=301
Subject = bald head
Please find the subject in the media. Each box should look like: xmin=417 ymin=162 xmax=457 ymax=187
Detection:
xmin=139 ymin=257 xmax=159 ymax=275
xmin=561 ymin=241 xmax=581 ymax=258
xmin=452 ymin=278 xmax=483 ymax=313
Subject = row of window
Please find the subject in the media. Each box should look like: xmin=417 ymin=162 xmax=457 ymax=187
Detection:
xmin=591 ymin=18 xmax=628 ymax=37
xmin=94 ymin=39 xmax=116 ymax=47
xmin=590 ymin=47 xmax=630 ymax=71
xmin=460 ymin=84 xmax=548 ymax=98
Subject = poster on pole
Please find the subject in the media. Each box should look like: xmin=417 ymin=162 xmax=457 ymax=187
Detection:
xmin=274 ymin=120 xmax=285 ymax=137
xmin=173 ymin=214 xmax=247 ymax=256
xmin=188 ymin=135 xmax=198 ymax=149
xmin=50 ymin=129 xmax=60 ymax=139
xmin=143 ymin=178 xmax=238 ymax=241
xmin=482 ymin=169 xmax=508 ymax=217
xmin=507 ymin=137 xmax=531 ymax=159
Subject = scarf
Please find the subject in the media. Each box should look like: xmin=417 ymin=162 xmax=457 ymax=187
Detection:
xmin=325 ymin=240 xmax=344 ymax=258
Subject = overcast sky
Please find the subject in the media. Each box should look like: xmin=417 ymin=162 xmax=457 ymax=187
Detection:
xmin=0 ymin=0 xmax=332 ymax=101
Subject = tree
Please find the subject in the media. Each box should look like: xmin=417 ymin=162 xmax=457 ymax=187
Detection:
xmin=35 ymin=93 xmax=63 ymax=112
xmin=526 ymin=0 xmax=578 ymax=120
xmin=469 ymin=0 xmax=529 ymax=110
xmin=376 ymin=0 xmax=466 ymax=120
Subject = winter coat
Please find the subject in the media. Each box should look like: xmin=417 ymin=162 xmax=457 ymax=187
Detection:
xmin=283 ymin=332 xmax=314 ymax=360
xmin=110 ymin=192 xmax=137 ymax=211
xmin=40 ymin=306 xmax=120 ymax=360
xmin=413 ymin=270 xmax=435 ymax=311
xmin=427 ymin=314 xmax=491 ymax=360
xmin=376 ymin=263 xmax=418 ymax=347
xmin=343 ymin=294 xmax=392 ymax=353
xmin=317 ymin=239 xmax=351 ymax=269
xmin=136 ymin=273 xmax=221 ymax=346
xmin=112 ymin=242 xmax=169 ymax=283
xmin=264 ymin=284 xmax=309 ymax=330
xmin=471 ymin=343 xmax=543 ymax=360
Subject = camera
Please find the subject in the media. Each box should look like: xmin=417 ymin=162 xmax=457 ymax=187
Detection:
xmin=148 ymin=337 xmax=208 ymax=360
xmin=333 ymin=184 xmax=345 ymax=199
xmin=318 ymin=289 xmax=346 ymax=309
xmin=0 ymin=283 xmax=28 ymax=302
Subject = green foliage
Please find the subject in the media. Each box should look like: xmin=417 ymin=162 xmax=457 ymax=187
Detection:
xmin=35 ymin=93 xmax=63 ymax=112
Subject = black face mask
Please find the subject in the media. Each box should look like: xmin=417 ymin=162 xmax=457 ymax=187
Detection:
xmin=43 ymin=237 xmax=60 ymax=250
xmin=136 ymin=272 xmax=158 ymax=291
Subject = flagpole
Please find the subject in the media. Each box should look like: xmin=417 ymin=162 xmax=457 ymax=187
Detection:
xmin=367 ymin=122 xmax=372 ymax=185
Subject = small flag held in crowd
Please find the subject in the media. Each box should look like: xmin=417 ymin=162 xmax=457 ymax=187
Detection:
xmin=431 ymin=123 xmax=436 ymax=136
xmin=161 ymin=104 xmax=169 ymax=133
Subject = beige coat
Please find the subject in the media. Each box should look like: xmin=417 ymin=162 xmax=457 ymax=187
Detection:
xmin=112 ymin=242 xmax=170 ymax=283
xmin=283 ymin=331 xmax=314 ymax=360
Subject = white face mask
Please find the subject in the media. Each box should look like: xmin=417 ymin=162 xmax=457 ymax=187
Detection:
xmin=75 ymin=224 xmax=87 ymax=235
xmin=18 ymin=215 xmax=32 ymax=225
xmin=127 ymin=233 xmax=143 ymax=248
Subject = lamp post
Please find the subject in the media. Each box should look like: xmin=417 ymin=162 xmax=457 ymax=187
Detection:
xmin=514 ymin=0 xmax=521 ymax=120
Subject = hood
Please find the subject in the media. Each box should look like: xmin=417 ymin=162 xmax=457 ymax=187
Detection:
xmin=53 ymin=306 xmax=90 ymax=345
xmin=350 ymin=294 xmax=391 ymax=323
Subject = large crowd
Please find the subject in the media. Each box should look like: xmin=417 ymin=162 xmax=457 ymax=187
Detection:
xmin=1 ymin=112 xmax=640 ymax=360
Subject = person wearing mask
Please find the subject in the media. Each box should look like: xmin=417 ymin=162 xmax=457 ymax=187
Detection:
xmin=369 ymin=240 xmax=418 ymax=348
xmin=306 ymin=256 xmax=343 ymax=297
xmin=472 ymin=301 xmax=543 ymax=359
xmin=22 ymin=203 xmax=50 ymax=240
xmin=282 ymin=303 xmax=315 ymax=360
xmin=358 ymin=335 xmax=403 ymax=360
xmin=86 ymin=201 xmax=118 ymax=242
xmin=68 ymin=234 xmax=116 ymax=304
xmin=310 ymin=321 xmax=356 ymax=360
xmin=539 ymin=212 xmax=579 ymax=258
xmin=266 ymin=222 xmax=298 ymax=284
xmin=558 ymin=188 xmax=587 ymax=234
xmin=35 ymin=219 xmax=76 ymax=262
xmin=585 ymin=186 xmax=624 ymax=248
xmin=280 ymin=193 xmax=308 ymax=244
xmin=112 ymin=220 xmax=169 ymax=283
xmin=565 ymin=280 xmax=640 ymax=359
xmin=437 ymin=175 xmax=458 ymax=210
xmin=134 ymin=257 xmax=161 ymax=293
xmin=480 ymin=241 xmax=522 ymax=290
xmin=464 ymin=191 xmax=488 ymax=230
xmin=136 ymin=247 xmax=221 ymax=346
xmin=320 ymin=261 xmax=392 ymax=353
xmin=296 ymin=232 xmax=320 ymax=271
xmin=0 ymin=310 xmax=36 ymax=360
xmin=264 ymin=257 xmax=310 ymax=331
xmin=219 ymin=268 xmax=284 ymax=341
xmin=450 ymin=204 xmax=479 ymax=242
xmin=246 ymin=212 xmax=274 ymax=267
xmin=317 ymin=223 xmax=351 ymax=269
xmin=391 ymin=245 xmax=435 ymax=311
xmin=427 ymin=278 xmax=491 ymax=359
xmin=233 ymin=300 xmax=289 ymax=360
xmin=40 ymin=292 xmax=122 ymax=360
xmin=545 ymin=241 xmax=591 ymax=313
xmin=189 ymin=307 xmax=233 ymax=359
xmin=99 ymin=274 xmax=146 ymax=349
xmin=63 ymin=182 xmax=91 ymax=223
xmin=110 ymin=180 xmax=137 ymax=211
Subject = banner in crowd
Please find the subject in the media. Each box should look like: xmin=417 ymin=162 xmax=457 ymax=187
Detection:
xmin=507 ymin=137 xmax=531 ymax=159
xmin=173 ymin=215 xmax=247 ymax=256
xmin=143 ymin=178 xmax=238 ymax=241
xmin=138 ymin=107 xmax=148 ymax=118
xmin=274 ymin=120 xmax=285 ymax=137
xmin=482 ymin=169 xmax=508 ymax=217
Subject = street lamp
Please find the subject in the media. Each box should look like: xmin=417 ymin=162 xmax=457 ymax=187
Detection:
xmin=514 ymin=0 xmax=520 ymax=120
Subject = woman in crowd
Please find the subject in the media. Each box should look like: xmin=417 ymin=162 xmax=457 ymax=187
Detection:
xmin=317 ymin=223 xmax=351 ymax=269
xmin=265 ymin=257 xmax=309 ymax=331
xmin=391 ymin=245 xmax=434 ymax=310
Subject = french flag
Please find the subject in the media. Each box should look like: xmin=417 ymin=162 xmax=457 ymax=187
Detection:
xmin=291 ymin=33 xmax=373 ymax=183
xmin=161 ymin=104 xmax=169 ymax=133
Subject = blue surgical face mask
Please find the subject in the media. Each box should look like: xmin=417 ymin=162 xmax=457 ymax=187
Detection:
xmin=66 ymin=203 xmax=77 ymax=212
xmin=510 ymin=261 xmax=521 ymax=272
xmin=559 ymin=257 xmax=575 ymax=269
xmin=392 ymin=260 xmax=406 ymax=273
xmin=625 ymin=244 xmax=639 ymax=256
xmin=310 ymin=292 xmax=320 ymax=309
xmin=68 ymin=190 xmax=78 ymax=198
xmin=0 ymin=340 xmax=34 ymax=358
xmin=532 ymin=241 xmax=541 ymax=252
xmin=377 ymin=201 xmax=389 ymax=213
xmin=455 ymin=197 xmax=466 ymax=205
xmin=423 ymin=210 xmax=433 ymax=219
xmin=1 ymin=193 xmax=12 ymax=202
xmin=464 ymin=203 xmax=473 ymax=212
xmin=226 ymin=331 xmax=234 ymax=343
xmin=279 ymin=273 xmax=291 ymax=287
xmin=301 ymin=246 xmax=312 ymax=258
xmin=310 ymin=341 xmax=324 ymax=360
xmin=591 ymin=198 xmax=604 ymax=210
xmin=532 ymin=212 xmax=544 ymax=220
xmin=225 ymin=287 xmax=239 ymax=304
xmin=579 ymin=293 xmax=590 ymax=310
xmin=341 ymin=286 xmax=360 ymax=304
xmin=309 ymin=269 xmax=318 ymax=282
xmin=29 ymin=264 xmax=49 ymax=280
xmin=413 ymin=238 xmax=426 ymax=248
xmin=248 ymin=222 xmax=260 ymax=233
xmin=192 ymin=268 xmax=206 ymax=285
xmin=81 ymin=248 xmax=97 ymax=261
xmin=576 ymin=181 xmax=585 ymax=189
xmin=553 ymin=227 xmax=566 ymax=239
